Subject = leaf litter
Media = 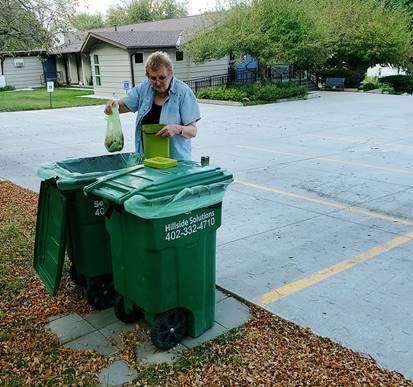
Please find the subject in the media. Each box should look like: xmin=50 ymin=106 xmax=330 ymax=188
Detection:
xmin=0 ymin=181 xmax=412 ymax=386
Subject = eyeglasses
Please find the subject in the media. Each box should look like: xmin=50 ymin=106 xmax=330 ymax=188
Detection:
xmin=148 ymin=74 xmax=169 ymax=82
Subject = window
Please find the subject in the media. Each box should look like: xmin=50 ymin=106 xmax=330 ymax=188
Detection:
xmin=176 ymin=51 xmax=183 ymax=61
xmin=135 ymin=53 xmax=143 ymax=64
xmin=93 ymin=55 xmax=101 ymax=86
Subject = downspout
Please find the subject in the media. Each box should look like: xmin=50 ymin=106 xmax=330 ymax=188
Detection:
xmin=129 ymin=52 xmax=135 ymax=88
xmin=75 ymin=54 xmax=80 ymax=84
xmin=63 ymin=54 xmax=69 ymax=84
xmin=0 ymin=57 xmax=4 ymax=75
xmin=81 ymin=54 xmax=86 ymax=85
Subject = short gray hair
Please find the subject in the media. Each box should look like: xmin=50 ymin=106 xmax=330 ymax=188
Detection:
xmin=145 ymin=51 xmax=173 ymax=73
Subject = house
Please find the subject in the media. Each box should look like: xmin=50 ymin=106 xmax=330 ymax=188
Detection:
xmin=0 ymin=50 xmax=49 ymax=88
xmin=0 ymin=15 xmax=229 ymax=92
xmin=78 ymin=15 xmax=229 ymax=97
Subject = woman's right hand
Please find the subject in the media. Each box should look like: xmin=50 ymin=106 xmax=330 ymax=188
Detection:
xmin=104 ymin=100 xmax=119 ymax=115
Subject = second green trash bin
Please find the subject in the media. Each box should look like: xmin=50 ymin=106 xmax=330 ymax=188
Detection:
xmin=33 ymin=153 xmax=141 ymax=309
xmin=85 ymin=160 xmax=233 ymax=349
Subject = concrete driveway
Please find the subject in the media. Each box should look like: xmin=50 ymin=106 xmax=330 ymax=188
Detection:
xmin=1 ymin=91 xmax=412 ymax=379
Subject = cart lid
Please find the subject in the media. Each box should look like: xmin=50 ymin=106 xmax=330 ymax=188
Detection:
xmin=84 ymin=161 xmax=233 ymax=219
xmin=33 ymin=181 xmax=67 ymax=296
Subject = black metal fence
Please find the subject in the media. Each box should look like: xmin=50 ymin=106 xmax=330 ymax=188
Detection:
xmin=184 ymin=67 xmax=318 ymax=93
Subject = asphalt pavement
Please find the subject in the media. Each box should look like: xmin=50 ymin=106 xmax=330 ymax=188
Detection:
xmin=1 ymin=91 xmax=412 ymax=379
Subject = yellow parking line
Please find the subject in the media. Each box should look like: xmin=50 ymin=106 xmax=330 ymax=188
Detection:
xmin=258 ymin=231 xmax=413 ymax=305
xmin=237 ymin=145 xmax=413 ymax=175
xmin=236 ymin=180 xmax=413 ymax=227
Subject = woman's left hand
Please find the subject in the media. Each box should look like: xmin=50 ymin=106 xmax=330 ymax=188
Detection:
xmin=156 ymin=125 xmax=181 ymax=137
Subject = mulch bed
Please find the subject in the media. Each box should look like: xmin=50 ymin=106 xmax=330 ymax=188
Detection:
xmin=0 ymin=181 xmax=411 ymax=386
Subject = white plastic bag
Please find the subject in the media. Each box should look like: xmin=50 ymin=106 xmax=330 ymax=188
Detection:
xmin=104 ymin=107 xmax=124 ymax=152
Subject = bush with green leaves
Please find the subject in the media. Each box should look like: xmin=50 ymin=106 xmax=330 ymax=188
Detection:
xmin=196 ymin=82 xmax=307 ymax=103
xmin=0 ymin=86 xmax=15 ymax=92
xmin=379 ymin=75 xmax=413 ymax=93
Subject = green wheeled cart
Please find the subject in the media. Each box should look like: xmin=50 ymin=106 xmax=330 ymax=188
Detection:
xmin=85 ymin=160 xmax=233 ymax=349
xmin=33 ymin=153 xmax=141 ymax=309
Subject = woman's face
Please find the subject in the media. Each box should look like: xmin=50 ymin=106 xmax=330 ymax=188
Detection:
xmin=146 ymin=65 xmax=172 ymax=95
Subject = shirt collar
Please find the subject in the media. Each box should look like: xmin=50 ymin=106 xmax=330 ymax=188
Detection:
xmin=169 ymin=76 xmax=177 ymax=95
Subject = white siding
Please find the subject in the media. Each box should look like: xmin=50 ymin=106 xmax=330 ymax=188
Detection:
xmin=187 ymin=56 xmax=229 ymax=80
xmin=90 ymin=43 xmax=131 ymax=98
xmin=3 ymin=56 xmax=43 ymax=88
xmin=67 ymin=54 xmax=79 ymax=84
xmin=81 ymin=54 xmax=92 ymax=85
xmin=132 ymin=49 xmax=229 ymax=82
xmin=56 ymin=56 xmax=65 ymax=83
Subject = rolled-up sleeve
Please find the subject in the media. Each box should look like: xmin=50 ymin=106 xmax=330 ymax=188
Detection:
xmin=180 ymin=87 xmax=201 ymax=125
xmin=122 ymin=84 xmax=141 ymax=113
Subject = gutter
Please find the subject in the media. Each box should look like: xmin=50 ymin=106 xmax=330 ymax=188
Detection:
xmin=129 ymin=52 xmax=135 ymax=88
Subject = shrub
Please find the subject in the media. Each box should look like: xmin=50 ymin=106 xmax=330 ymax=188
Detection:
xmin=196 ymin=83 xmax=307 ymax=103
xmin=0 ymin=86 xmax=15 ymax=92
xmin=379 ymin=75 xmax=413 ymax=94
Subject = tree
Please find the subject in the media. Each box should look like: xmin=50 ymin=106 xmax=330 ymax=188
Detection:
xmin=106 ymin=0 xmax=188 ymax=26
xmin=182 ymin=0 xmax=330 ymax=80
xmin=182 ymin=0 xmax=412 ymax=85
xmin=70 ymin=12 xmax=106 ymax=31
xmin=0 ymin=0 xmax=78 ymax=51
xmin=320 ymin=0 xmax=412 ymax=84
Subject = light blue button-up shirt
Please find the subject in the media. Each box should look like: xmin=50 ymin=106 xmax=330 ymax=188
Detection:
xmin=122 ymin=77 xmax=201 ymax=160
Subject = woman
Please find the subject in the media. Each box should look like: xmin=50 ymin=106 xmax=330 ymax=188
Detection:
xmin=104 ymin=51 xmax=201 ymax=160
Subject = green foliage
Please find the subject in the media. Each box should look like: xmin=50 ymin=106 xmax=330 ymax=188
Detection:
xmin=196 ymin=83 xmax=307 ymax=103
xmin=320 ymin=0 xmax=412 ymax=69
xmin=379 ymin=75 xmax=413 ymax=93
xmin=358 ymin=79 xmax=395 ymax=93
xmin=183 ymin=0 xmax=412 ymax=84
xmin=0 ymin=0 xmax=77 ymax=51
xmin=183 ymin=0 xmax=329 ymax=75
xmin=0 ymin=86 xmax=15 ymax=92
xmin=70 ymin=12 xmax=106 ymax=31
xmin=106 ymin=0 xmax=188 ymax=26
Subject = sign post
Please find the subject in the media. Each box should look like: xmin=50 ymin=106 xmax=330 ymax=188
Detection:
xmin=123 ymin=80 xmax=130 ymax=94
xmin=47 ymin=81 xmax=54 ymax=108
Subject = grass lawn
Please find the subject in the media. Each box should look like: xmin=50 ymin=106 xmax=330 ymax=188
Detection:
xmin=1 ymin=180 xmax=412 ymax=386
xmin=0 ymin=87 xmax=105 ymax=112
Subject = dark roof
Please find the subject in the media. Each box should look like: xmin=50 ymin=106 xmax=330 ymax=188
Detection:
xmin=50 ymin=41 xmax=83 ymax=54
xmin=56 ymin=14 xmax=214 ymax=54
xmin=84 ymin=30 xmax=182 ymax=51
xmin=92 ymin=14 xmax=208 ymax=33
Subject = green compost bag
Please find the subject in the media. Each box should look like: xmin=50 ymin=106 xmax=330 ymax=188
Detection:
xmin=105 ymin=107 xmax=124 ymax=152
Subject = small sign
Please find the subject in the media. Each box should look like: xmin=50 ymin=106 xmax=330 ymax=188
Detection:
xmin=47 ymin=81 xmax=54 ymax=93
xmin=123 ymin=80 xmax=129 ymax=91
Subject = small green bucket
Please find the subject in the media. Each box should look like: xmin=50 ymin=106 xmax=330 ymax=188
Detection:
xmin=142 ymin=124 xmax=170 ymax=159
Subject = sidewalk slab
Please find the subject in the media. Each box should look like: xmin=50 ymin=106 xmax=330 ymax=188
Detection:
xmin=98 ymin=360 xmax=138 ymax=386
xmin=64 ymin=331 xmax=118 ymax=356
xmin=46 ymin=313 xmax=95 ymax=344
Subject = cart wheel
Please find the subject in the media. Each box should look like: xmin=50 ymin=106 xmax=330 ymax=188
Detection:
xmin=151 ymin=309 xmax=187 ymax=350
xmin=86 ymin=277 xmax=115 ymax=310
xmin=69 ymin=264 xmax=86 ymax=287
xmin=114 ymin=295 xmax=142 ymax=323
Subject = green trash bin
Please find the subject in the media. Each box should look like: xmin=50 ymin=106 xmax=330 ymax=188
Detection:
xmin=33 ymin=152 xmax=141 ymax=309
xmin=84 ymin=160 xmax=233 ymax=349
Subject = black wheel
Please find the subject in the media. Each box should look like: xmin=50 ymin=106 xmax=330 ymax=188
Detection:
xmin=86 ymin=277 xmax=115 ymax=310
xmin=69 ymin=264 xmax=86 ymax=287
xmin=114 ymin=295 xmax=142 ymax=323
xmin=151 ymin=309 xmax=187 ymax=350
